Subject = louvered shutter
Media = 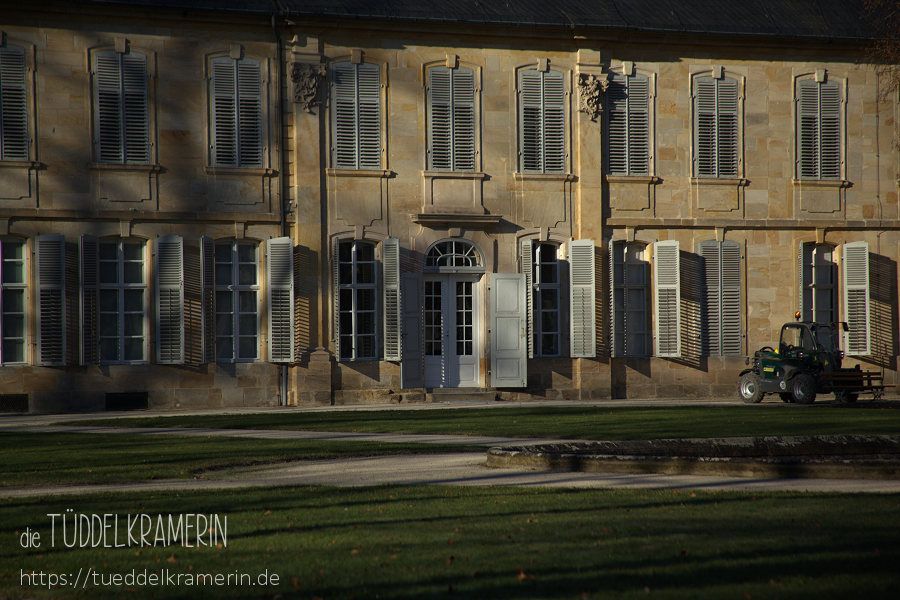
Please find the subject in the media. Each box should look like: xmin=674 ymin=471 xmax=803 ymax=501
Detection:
xmin=569 ymin=239 xmax=596 ymax=358
xmin=694 ymin=77 xmax=717 ymax=177
xmin=543 ymin=70 xmax=566 ymax=173
xmin=357 ymin=63 xmax=381 ymax=169
xmin=331 ymin=240 xmax=341 ymax=359
xmin=121 ymin=53 xmax=149 ymax=163
xmin=332 ymin=62 xmax=358 ymax=168
xmin=720 ymin=241 xmax=742 ymax=355
xmin=0 ymin=45 xmax=29 ymax=161
xmin=211 ymin=57 xmax=237 ymax=166
xmin=201 ymin=236 xmax=215 ymax=363
xmin=699 ymin=241 xmax=721 ymax=355
xmin=716 ymin=79 xmax=738 ymax=177
xmin=267 ymin=237 xmax=294 ymax=362
xmin=80 ymin=235 xmax=99 ymax=364
xmin=521 ymin=239 xmax=534 ymax=359
xmin=609 ymin=240 xmax=619 ymax=356
xmin=819 ymin=81 xmax=841 ymax=179
xmin=400 ymin=272 xmax=423 ymax=388
xmin=519 ymin=70 xmax=543 ymax=172
xmin=428 ymin=67 xmax=452 ymax=170
xmin=490 ymin=273 xmax=527 ymax=387
xmin=237 ymin=59 xmax=262 ymax=167
xmin=156 ymin=235 xmax=184 ymax=364
xmin=452 ymin=67 xmax=475 ymax=171
xmin=694 ymin=76 xmax=737 ymax=178
xmin=653 ymin=240 xmax=681 ymax=357
xmin=94 ymin=51 xmax=124 ymax=163
xmin=382 ymin=238 xmax=401 ymax=361
xmin=607 ymin=75 xmax=628 ymax=174
xmin=608 ymin=73 xmax=650 ymax=176
xmin=842 ymin=241 xmax=870 ymax=355
xmin=797 ymin=79 xmax=819 ymax=179
xmin=36 ymin=235 xmax=66 ymax=365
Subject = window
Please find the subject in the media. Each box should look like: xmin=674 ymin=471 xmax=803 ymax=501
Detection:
xmin=699 ymin=240 xmax=741 ymax=356
xmin=519 ymin=68 xmax=565 ymax=174
xmin=210 ymin=56 xmax=263 ymax=168
xmin=426 ymin=239 xmax=482 ymax=270
xmin=693 ymin=75 xmax=738 ymax=177
xmin=92 ymin=50 xmax=149 ymax=164
xmin=215 ymin=241 xmax=259 ymax=361
xmin=336 ymin=240 xmax=377 ymax=360
xmin=0 ymin=44 xmax=28 ymax=161
xmin=530 ymin=243 xmax=561 ymax=357
xmin=799 ymin=243 xmax=836 ymax=325
xmin=0 ymin=239 xmax=26 ymax=363
xmin=607 ymin=72 xmax=650 ymax=176
xmin=797 ymin=76 xmax=841 ymax=180
xmin=610 ymin=241 xmax=649 ymax=357
xmin=332 ymin=61 xmax=381 ymax=169
xmin=427 ymin=65 xmax=475 ymax=171
xmin=99 ymin=239 xmax=146 ymax=363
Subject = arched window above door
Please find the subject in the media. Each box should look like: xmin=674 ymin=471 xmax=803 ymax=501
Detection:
xmin=425 ymin=239 xmax=484 ymax=273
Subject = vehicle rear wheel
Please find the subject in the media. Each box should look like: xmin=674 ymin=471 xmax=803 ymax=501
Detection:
xmin=739 ymin=372 xmax=763 ymax=404
xmin=791 ymin=374 xmax=816 ymax=404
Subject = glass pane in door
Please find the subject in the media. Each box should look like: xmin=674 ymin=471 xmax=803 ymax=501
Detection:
xmin=425 ymin=280 xmax=442 ymax=356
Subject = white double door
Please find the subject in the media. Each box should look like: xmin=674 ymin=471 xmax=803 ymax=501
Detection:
xmin=423 ymin=274 xmax=482 ymax=388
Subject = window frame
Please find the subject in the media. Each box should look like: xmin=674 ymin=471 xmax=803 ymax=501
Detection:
xmin=518 ymin=67 xmax=567 ymax=175
xmin=607 ymin=68 xmax=652 ymax=176
xmin=799 ymin=242 xmax=837 ymax=326
xmin=426 ymin=64 xmax=477 ymax=172
xmin=795 ymin=74 xmax=844 ymax=181
xmin=611 ymin=240 xmax=650 ymax=357
xmin=331 ymin=60 xmax=383 ymax=170
xmin=98 ymin=237 xmax=148 ymax=364
xmin=336 ymin=239 xmax=380 ymax=362
xmin=692 ymin=72 xmax=742 ymax=179
xmin=208 ymin=54 xmax=265 ymax=169
xmin=0 ymin=238 xmax=27 ymax=365
xmin=214 ymin=240 xmax=260 ymax=363
xmin=90 ymin=48 xmax=151 ymax=165
xmin=531 ymin=242 xmax=563 ymax=358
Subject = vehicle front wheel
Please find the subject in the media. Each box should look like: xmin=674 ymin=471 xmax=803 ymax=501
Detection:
xmin=791 ymin=374 xmax=816 ymax=404
xmin=739 ymin=372 xmax=763 ymax=403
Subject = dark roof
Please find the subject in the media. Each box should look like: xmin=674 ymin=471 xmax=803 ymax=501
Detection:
xmin=70 ymin=0 xmax=875 ymax=40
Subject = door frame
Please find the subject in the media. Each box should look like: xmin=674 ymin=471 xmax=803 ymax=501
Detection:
xmin=423 ymin=273 xmax=483 ymax=388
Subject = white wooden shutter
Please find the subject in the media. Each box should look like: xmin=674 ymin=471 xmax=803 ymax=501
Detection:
xmin=716 ymin=78 xmax=738 ymax=177
xmin=607 ymin=74 xmax=628 ymax=175
xmin=79 ymin=235 xmax=99 ymax=365
xmin=842 ymin=241 xmax=870 ymax=355
xmin=237 ymin=59 xmax=262 ymax=167
xmin=694 ymin=77 xmax=717 ymax=177
xmin=400 ymin=272 xmax=423 ymax=388
xmin=382 ymin=238 xmax=401 ymax=361
xmin=332 ymin=62 xmax=358 ymax=169
xmin=0 ymin=45 xmax=29 ymax=161
xmin=569 ymin=239 xmax=596 ymax=358
xmin=94 ymin=50 xmax=124 ymax=163
xmin=453 ymin=67 xmax=475 ymax=171
xmin=36 ymin=234 xmax=66 ymax=366
xmin=491 ymin=273 xmax=527 ymax=387
xmin=121 ymin=52 xmax=149 ymax=164
xmin=210 ymin=57 xmax=237 ymax=167
xmin=653 ymin=240 xmax=681 ymax=357
xmin=156 ymin=235 xmax=184 ymax=364
xmin=267 ymin=237 xmax=294 ymax=362
xmin=519 ymin=69 xmax=543 ymax=172
xmin=608 ymin=73 xmax=649 ymax=176
xmin=720 ymin=241 xmax=742 ymax=355
xmin=521 ymin=239 xmax=534 ymax=359
xmin=428 ymin=66 xmax=452 ymax=170
xmin=819 ymin=80 xmax=841 ymax=179
xmin=357 ymin=63 xmax=381 ymax=169
xmin=201 ymin=236 xmax=215 ymax=363
xmin=699 ymin=240 xmax=721 ymax=355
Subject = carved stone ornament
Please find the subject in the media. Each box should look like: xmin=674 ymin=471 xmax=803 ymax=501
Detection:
xmin=577 ymin=73 xmax=609 ymax=122
xmin=291 ymin=62 xmax=327 ymax=113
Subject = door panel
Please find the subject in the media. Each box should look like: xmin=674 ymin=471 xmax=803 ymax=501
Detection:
xmin=424 ymin=275 xmax=481 ymax=388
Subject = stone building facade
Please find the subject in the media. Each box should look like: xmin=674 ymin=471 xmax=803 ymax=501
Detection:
xmin=1 ymin=1 xmax=897 ymax=410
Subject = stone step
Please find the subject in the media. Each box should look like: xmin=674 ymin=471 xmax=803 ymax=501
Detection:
xmin=425 ymin=389 xmax=499 ymax=403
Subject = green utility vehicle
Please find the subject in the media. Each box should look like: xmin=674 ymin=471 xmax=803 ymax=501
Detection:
xmin=738 ymin=314 xmax=886 ymax=404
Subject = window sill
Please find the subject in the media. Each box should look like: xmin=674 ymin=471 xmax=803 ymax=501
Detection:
xmin=88 ymin=162 xmax=163 ymax=173
xmin=423 ymin=170 xmax=488 ymax=180
xmin=514 ymin=172 xmax=578 ymax=182
xmin=327 ymin=168 xmax=394 ymax=178
xmin=605 ymin=175 xmax=662 ymax=185
xmin=792 ymin=179 xmax=852 ymax=189
xmin=0 ymin=160 xmax=42 ymax=170
xmin=691 ymin=177 xmax=749 ymax=186
xmin=205 ymin=166 xmax=278 ymax=177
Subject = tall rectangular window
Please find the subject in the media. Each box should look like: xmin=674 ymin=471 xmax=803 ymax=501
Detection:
xmin=797 ymin=78 xmax=841 ymax=180
xmin=210 ymin=57 xmax=263 ymax=168
xmin=92 ymin=50 xmax=149 ymax=164
xmin=532 ymin=243 xmax=561 ymax=357
xmin=427 ymin=65 xmax=475 ymax=171
xmin=0 ymin=45 xmax=29 ymax=161
xmin=332 ymin=62 xmax=381 ymax=169
xmin=336 ymin=240 xmax=377 ymax=360
xmin=693 ymin=75 xmax=738 ymax=178
xmin=607 ymin=73 xmax=650 ymax=176
xmin=611 ymin=241 xmax=649 ymax=357
xmin=0 ymin=239 xmax=26 ymax=364
xmin=699 ymin=240 xmax=742 ymax=356
xmin=519 ymin=69 xmax=565 ymax=174
xmin=799 ymin=243 xmax=836 ymax=325
xmin=99 ymin=239 xmax=146 ymax=363
xmin=215 ymin=241 xmax=259 ymax=361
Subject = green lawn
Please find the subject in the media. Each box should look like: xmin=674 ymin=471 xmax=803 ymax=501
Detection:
xmin=72 ymin=405 xmax=900 ymax=440
xmin=0 ymin=433 xmax=481 ymax=487
xmin=2 ymin=486 xmax=898 ymax=599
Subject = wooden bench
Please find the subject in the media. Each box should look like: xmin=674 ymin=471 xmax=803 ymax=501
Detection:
xmin=819 ymin=370 xmax=891 ymax=400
